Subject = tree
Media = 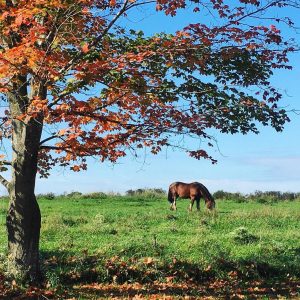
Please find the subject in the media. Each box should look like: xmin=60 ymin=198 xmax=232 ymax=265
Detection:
xmin=0 ymin=0 xmax=298 ymax=281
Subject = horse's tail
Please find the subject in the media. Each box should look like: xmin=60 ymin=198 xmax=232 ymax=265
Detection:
xmin=168 ymin=182 xmax=177 ymax=203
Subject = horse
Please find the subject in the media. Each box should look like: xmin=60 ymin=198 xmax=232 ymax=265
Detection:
xmin=168 ymin=182 xmax=215 ymax=211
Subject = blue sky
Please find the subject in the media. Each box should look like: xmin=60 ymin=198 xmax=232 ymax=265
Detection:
xmin=2 ymin=3 xmax=300 ymax=196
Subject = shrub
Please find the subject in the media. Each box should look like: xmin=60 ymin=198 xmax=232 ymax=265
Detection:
xmin=66 ymin=191 xmax=82 ymax=198
xmin=37 ymin=192 xmax=55 ymax=200
xmin=82 ymin=192 xmax=108 ymax=199
xmin=0 ymin=196 xmax=9 ymax=201
xmin=213 ymin=190 xmax=228 ymax=199
xmin=255 ymin=197 xmax=277 ymax=204
xmin=213 ymin=190 xmax=247 ymax=202
xmin=125 ymin=188 xmax=166 ymax=198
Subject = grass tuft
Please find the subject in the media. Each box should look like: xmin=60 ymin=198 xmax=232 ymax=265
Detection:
xmin=229 ymin=227 xmax=259 ymax=244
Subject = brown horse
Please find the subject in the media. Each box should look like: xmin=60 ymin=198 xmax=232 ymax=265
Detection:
xmin=168 ymin=182 xmax=215 ymax=211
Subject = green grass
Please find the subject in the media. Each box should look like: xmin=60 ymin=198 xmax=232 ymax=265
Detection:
xmin=0 ymin=195 xmax=300 ymax=291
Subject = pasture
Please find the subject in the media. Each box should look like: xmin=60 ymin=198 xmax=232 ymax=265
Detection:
xmin=0 ymin=193 xmax=299 ymax=299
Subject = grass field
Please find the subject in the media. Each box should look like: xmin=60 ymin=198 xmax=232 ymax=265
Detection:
xmin=0 ymin=194 xmax=299 ymax=299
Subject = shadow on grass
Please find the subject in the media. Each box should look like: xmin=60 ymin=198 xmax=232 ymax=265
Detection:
xmin=1 ymin=279 xmax=299 ymax=299
xmin=39 ymin=248 xmax=300 ymax=285
xmin=1 ymin=249 xmax=299 ymax=299
xmin=69 ymin=279 xmax=300 ymax=299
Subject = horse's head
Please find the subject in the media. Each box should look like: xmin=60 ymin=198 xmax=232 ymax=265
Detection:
xmin=205 ymin=198 xmax=215 ymax=210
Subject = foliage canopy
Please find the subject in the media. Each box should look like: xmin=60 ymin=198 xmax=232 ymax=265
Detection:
xmin=0 ymin=0 xmax=298 ymax=179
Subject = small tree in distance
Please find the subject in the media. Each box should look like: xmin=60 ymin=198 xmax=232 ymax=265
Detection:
xmin=0 ymin=0 xmax=298 ymax=281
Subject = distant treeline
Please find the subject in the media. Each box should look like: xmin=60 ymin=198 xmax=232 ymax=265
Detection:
xmin=0 ymin=189 xmax=298 ymax=202
xmin=213 ymin=190 xmax=300 ymax=203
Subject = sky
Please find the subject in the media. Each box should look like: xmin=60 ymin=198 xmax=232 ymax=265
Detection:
xmin=2 ymin=2 xmax=300 ymax=196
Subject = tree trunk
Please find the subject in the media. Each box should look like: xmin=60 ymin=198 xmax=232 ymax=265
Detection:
xmin=6 ymin=115 xmax=43 ymax=281
xmin=6 ymin=80 xmax=45 ymax=281
xmin=7 ymin=188 xmax=41 ymax=281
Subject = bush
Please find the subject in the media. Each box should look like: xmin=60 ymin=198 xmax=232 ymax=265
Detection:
xmin=213 ymin=190 xmax=228 ymax=199
xmin=82 ymin=192 xmax=108 ymax=199
xmin=125 ymin=188 xmax=166 ymax=198
xmin=65 ymin=191 xmax=82 ymax=198
xmin=0 ymin=195 xmax=9 ymax=201
xmin=213 ymin=190 xmax=246 ymax=202
xmin=37 ymin=192 xmax=55 ymax=200
xmin=255 ymin=197 xmax=277 ymax=204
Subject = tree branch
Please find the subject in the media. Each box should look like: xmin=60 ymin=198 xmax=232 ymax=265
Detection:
xmin=40 ymin=145 xmax=72 ymax=153
xmin=0 ymin=174 xmax=10 ymax=190
xmin=58 ymin=0 xmax=130 ymax=76
xmin=39 ymin=135 xmax=59 ymax=146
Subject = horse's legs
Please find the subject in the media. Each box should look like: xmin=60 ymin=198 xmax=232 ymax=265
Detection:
xmin=172 ymin=196 xmax=177 ymax=211
xmin=196 ymin=197 xmax=200 ymax=211
xmin=170 ymin=195 xmax=177 ymax=210
xmin=189 ymin=196 xmax=195 ymax=212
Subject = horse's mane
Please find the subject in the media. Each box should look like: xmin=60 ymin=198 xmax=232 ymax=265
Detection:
xmin=192 ymin=182 xmax=214 ymax=202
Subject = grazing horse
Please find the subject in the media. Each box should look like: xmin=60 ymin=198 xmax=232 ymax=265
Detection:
xmin=168 ymin=182 xmax=215 ymax=211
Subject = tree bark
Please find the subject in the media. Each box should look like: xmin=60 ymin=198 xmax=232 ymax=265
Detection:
xmin=6 ymin=115 xmax=43 ymax=281
xmin=7 ymin=188 xmax=41 ymax=281
xmin=6 ymin=79 xmax=45 ymax=281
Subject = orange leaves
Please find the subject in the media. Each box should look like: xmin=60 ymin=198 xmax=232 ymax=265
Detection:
xmin=82 ymin=6 xmax=90 ymax=14
xmin=71 ymin=165 xmax=81 ymax=172
xmin=0 ymin=0 xmax=93 ymax=83
xmin=15 ymin=14 xmax=24 ymax=26
xmin=143 ymin=257 xmax=155 ymax=265
xmin=0 ymin=63 xmax=10 ymax=80
xmin=27 ymin=98 xmax=49 ymax=119
xmin=82 ymin=43 xmax=89 ymax=53
xmin=58 ymin=128 xmax=69 ymax=136
xmin=156 ymin=3 xmax=163 ymax=11
xmin=57 ymin=103 xmax=71 ymax=112
xmin=0 ymin=43 xmax=48 ymax=77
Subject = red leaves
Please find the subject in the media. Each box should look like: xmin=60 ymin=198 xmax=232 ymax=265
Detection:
xmin=239 ymin=0 xmax=260 ymax=5
xmin=0 ymin=272 xmax=56 ymax=299
xmin=189 ymin=150 xmax=217 ymax=164
xmin=156 ymin=0 xmax=186 ymax=16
